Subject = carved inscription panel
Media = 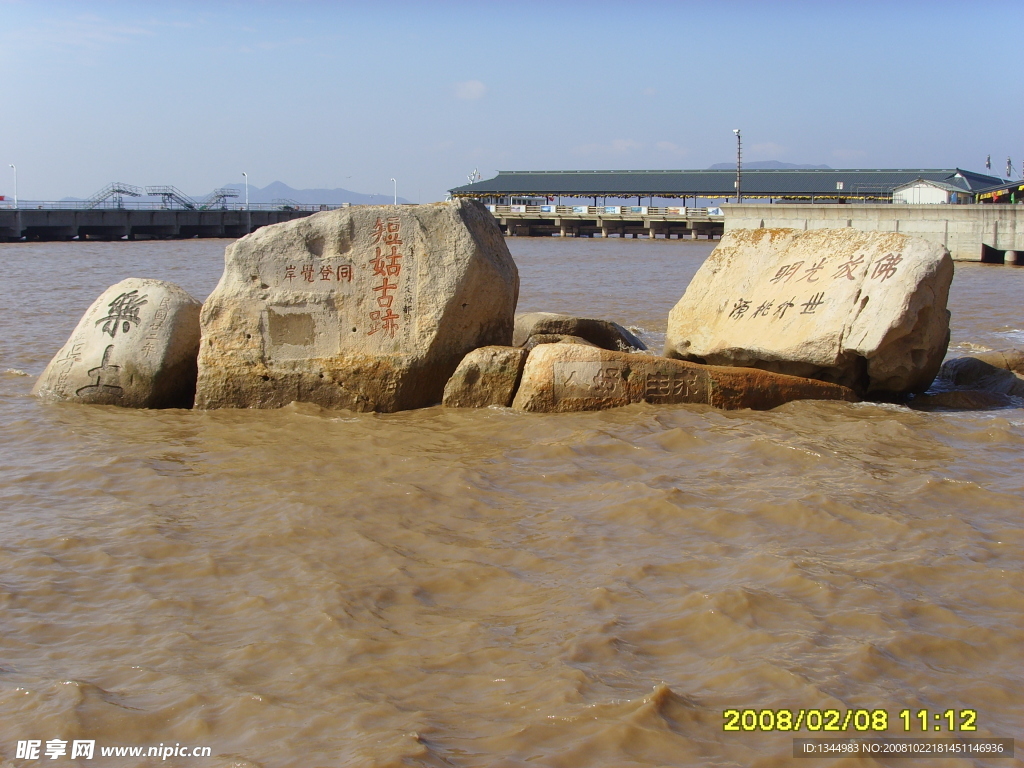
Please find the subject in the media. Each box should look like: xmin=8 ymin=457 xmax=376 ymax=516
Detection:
xmin=553 ymin=361 xmax=626 ymax=402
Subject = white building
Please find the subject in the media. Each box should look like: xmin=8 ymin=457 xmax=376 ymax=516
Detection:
xmin=892 ymin=177 xmax=972 ymax=204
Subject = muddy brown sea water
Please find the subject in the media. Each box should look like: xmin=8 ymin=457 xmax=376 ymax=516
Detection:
xmin=0 ymin=237 xmax=1022 ymax=768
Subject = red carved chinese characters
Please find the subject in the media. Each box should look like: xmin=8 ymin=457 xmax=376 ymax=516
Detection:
xmin=368 ymin=216 xmax=403 ymax=338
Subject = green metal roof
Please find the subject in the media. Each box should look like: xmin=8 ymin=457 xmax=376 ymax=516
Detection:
xmin=449 ymin=168 xmax=1002 ymax=199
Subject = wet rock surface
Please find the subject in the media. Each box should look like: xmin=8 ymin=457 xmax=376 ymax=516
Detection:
xmin=442 ymin=346 xmax=528 ymax=408
xmin=511 ymin=343 xmax=858 ymax=413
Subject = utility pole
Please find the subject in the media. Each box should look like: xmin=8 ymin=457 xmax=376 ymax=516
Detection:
xmin=242 ymin=172 xmax=250 ymax=233
xmin=733 ymin=129 xmax=742 ymax=203
xmin=8 ymin=164 xmax=16 ymax=208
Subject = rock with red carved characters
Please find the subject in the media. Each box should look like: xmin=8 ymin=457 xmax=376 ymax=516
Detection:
xmin=195 ymin=200 xmax=518 ymax=412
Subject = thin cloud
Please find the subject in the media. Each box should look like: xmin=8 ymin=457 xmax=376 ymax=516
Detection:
xmin=454 ymin=80 xmax=487 ymax=100
xmin=0 ymin=14 xmax=156 ymax=54
xmin=655 ymin=141 xmax=688 ymax=158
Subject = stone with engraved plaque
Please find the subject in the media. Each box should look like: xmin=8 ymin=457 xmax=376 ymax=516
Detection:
xmin=511 ymin=343 xmax=857 ymax=413
xmin=195 ymin=200 xmax=518 ymax=412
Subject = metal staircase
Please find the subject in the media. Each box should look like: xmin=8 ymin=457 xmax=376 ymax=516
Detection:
xmin=145 ymin=186 xmax=197 ymax=210
xmin=198 ymin=188 xmax=240 ymax=210
xmin=84 ymin=182 xmax=143 ymax=209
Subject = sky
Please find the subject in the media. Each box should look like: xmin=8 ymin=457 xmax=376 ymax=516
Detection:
xmin=1 ymin=0 xmax=1021 ymax=203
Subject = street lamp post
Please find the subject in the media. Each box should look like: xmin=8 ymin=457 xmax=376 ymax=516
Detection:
xmin=8 ymin=164 xmax=17 ymax=208
xmin=390 ymin=178 xmax=397 ymax=206
xmin=733 ymin=129 xmax=742 ymax=204
xmin=242 ymin=172 xmax=250 ymax=232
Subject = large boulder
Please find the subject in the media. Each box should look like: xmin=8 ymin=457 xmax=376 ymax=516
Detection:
xmin=514 ymin=312 xmax=646 ymax=351
xmin=32 ymin=278 xmax=201 ymax=408
xmin=664 ymin=228 xmax=954 ymax=398
xmin=442 ymin=346 xmax=528 ymax=408
xmin=511 ymin=343 xmax=857 ymax=413
xmin=195 ymin=200 xmax=519 ymax=412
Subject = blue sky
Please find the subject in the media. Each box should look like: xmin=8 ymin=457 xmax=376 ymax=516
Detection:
xmin=1 ymin=0 xmax=1021 ymax=202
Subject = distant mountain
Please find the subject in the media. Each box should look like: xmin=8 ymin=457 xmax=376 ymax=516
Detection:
xmin=706 ymin=161 xmax=832 ymax=170
xmin=219 ymin=181 xmax=410 ymax=206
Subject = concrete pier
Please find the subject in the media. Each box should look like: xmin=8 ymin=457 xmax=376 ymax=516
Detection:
xmin=0 ymin=208 xmax=315 ymax=242
xmin=725 ymin=203 xmax=1024 ymax=262
xmin=489 ymin=205 xmax=725 ymax=239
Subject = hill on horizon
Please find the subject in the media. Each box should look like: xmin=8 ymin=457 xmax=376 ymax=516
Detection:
xmin=220 ymin=181 xmax=411 ymax=206
xmin=706 ymin=161 xmax=833 ymax=170
xmin=60 ymin=180 xmax=412 ymax=205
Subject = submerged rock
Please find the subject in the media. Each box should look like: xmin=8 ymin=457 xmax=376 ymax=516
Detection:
xmin=936 ymin=356 xmax=1024 ymax=398
xmin=522 ymin=333 xmax=598 ymax=351
xmin=32 ymin=278 xmax=201 ymax=408
xmin=514 ymin=312 xmax=646 ymax=352
xmin=664 ymin=228 xmax=953 ymax=398
xmin=195 ymin=200 xmax=519 ymax=412
xmin=908 ymin=390 xmax=1016 ymax=410
xmin=957 ymin=348 xmax=1024 ymax=377
xmin=442 ymin=346 xmax=528 ymax=408
xmin=511 ymin=343 xmax=857 ymax=413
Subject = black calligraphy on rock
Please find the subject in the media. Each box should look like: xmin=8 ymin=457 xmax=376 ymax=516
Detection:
xmin=96 ymin=291 xmax=148 ymax=338
xmin=75 ymin=345 xmax=123 ymax=398
xmin=727 ymin=251 xmax=904 ymax=324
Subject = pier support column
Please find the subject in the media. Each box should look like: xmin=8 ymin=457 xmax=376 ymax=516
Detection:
xmin=690 ymin=229 xmax=698 ymax=240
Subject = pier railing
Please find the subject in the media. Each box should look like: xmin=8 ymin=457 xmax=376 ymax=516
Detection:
xmin=485 ymin=204 xmax=722 ymax=218
xmin=0 ymin=201 xmax=345 ymax=212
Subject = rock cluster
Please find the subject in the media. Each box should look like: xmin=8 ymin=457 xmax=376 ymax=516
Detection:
xmin=664 ymin=228 xmax=954 ymax=398
xmin=32 ymin=278 xmax=200 ymax=408
xmin=36 ymin=222 xmax=969 ymax=416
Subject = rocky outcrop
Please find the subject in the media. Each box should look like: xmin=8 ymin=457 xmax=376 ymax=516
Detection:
xmin=664 ymin=228 xmax=954 ymax=398
xmin=442 ymin=346 xmax=528 ymax=408
xmin=32 ymin=278 xmax=201 ymax=408
xmin=194 ymin=200 xmax=519 ymax=412
xmin=511 ymin=343 xmax=857 ymax=413
xmin=514 ymin=312 xmax=646 ymax=352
